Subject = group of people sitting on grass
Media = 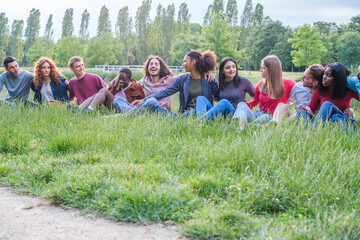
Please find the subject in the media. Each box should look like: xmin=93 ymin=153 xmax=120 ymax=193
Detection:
xmin=1 ymin=52 xmax=360 ymax=130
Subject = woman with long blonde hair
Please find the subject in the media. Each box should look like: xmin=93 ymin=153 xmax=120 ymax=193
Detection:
xmin=32 ymin=57 xmax=69 ymax=103
xmin=233 ymin=55 xmax=295 ymax=129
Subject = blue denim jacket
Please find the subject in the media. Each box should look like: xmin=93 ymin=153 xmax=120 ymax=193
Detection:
xmin=33 ymin=76 xmax=69 ymax=103
xmin=347 ymin=77 xmax=360 ymax=99
xmin=145 ymin=73 xmax=219 ymax=112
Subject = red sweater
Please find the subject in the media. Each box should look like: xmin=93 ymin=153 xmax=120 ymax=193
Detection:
xmin=247 ymin=79 xmax=295 ymax=114
xmin=309 ymin=88 xmax=359 ymax=113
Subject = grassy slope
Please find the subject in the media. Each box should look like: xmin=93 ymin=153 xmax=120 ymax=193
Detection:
xmin=1 ymin=70 xmax=360 ymax=239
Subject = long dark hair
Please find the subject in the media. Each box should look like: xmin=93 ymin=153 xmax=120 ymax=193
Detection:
xmin=143 ymin=55 xmax=173 ymax=78
xmin=187 ymin=50 xmax=217 ymax=74
xmin=319 ymin=62 xmax=350 ymax=99
xmin=218 ymin=57 xmax=241 ymax=91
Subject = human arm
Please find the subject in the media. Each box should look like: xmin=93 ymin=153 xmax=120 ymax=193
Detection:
xmin=246 ymin=82 xmax=261 ymax=109
xmin=308 ymin=90 xmax=320 ymax=114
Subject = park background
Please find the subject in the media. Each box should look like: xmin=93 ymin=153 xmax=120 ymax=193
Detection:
xmin=2 ymin=1 xmax=360 ymax=239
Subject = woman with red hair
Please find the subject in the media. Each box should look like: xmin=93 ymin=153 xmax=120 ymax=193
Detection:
xmin=32 ymin=57 xmax=69 ymax=103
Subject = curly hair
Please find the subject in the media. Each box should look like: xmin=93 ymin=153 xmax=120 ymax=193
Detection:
xmin=142 ymin=55 xmax=173 ymax=78
xmin=187 ymin=50 xmax=217 ymax=73
xmin=34 ymin=57 xmax=66 ymax=90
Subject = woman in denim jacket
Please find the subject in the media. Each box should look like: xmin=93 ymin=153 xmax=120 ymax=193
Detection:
xmin=32 ymin=57 xmax=69 ymax=103
xmin=131 ymin=50 xmax=219 ymax=116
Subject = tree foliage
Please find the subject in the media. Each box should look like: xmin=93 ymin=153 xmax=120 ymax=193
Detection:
xmin=0 ymin=13 xmax=9 ymax=63
xmin=116 ymin=6 xmax=132 ymax=64
xmin=8 ymin=20 xmax=24 ymax=63
xmin=97 ymin=5 xmax=111 ymax=35
xmin=202 ymin=13 xmax=241 ymax=62
xmin=178 ymin=3 xmax=191 ymax=33
xmin=79 ymin=10 xmax=90 ymax=42
xmin=53 ymin=36 xmax=84 ymax=66
xmin=338 ymin=32 xmax=360 ymax=70
xmin=251 ymin=3 xmax=264 ymax=26
xmin=24 ymin=9 xmax=40 ymax=52
xmin=61 ymin=8 xmax=74 ymax=38
xmin=240 ymin=0 xmax=253 ymax=28
xmin=44 ymin=14 xmax=53 ymax=40
xmin=85 ymin=32 xmax=122 ymax=66
xmin=225 ymin=0 xmax=238 ymax=27
xmin=26 ymin=37 xmax=54 ymax=65
xmin=135 ymin=0 xmax=152 ymax=64
xmin=288 ymin=24 xmax=326 ymax=67
xmin=246 ymin=21 xmax=288 ymax=70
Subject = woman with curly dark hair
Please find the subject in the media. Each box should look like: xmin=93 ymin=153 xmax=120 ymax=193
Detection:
xmin=131 ymin=50 xmax=219 ymax=116
xmin=32 ymin=57 xmax=69 ymax=103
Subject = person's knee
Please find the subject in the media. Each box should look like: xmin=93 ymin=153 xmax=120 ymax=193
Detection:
xmin=236 ymin=102 xmax=247 ymax=109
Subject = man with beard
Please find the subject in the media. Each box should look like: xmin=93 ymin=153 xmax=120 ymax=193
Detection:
xmin=0 ymin=56 xmax=34 ymax=103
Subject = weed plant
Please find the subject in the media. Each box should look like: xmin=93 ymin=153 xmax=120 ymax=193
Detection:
xmin=1 ymin=70 xmax=360 ymax=239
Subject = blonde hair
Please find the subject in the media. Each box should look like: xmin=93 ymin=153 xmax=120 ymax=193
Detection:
xmin=260 ymin=55 xmax=284 ymax=99
xmin=68 ymin=56 xmax=83 ymax=68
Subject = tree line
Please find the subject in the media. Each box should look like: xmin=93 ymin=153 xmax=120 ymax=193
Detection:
xmin=0 ymin=0 xmax=359 ymax=72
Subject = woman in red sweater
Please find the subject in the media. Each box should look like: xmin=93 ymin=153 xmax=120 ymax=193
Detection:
xmin=297 ymin=62 xmax=359 ymax=125
xmin=233 ymin=55 xmax=295 ymax=129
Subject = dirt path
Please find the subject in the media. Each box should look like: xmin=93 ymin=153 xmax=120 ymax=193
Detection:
xmin=0 ymin=187 xmax=182 ymax=240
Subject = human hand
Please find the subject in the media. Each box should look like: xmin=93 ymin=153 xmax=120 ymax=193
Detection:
xmin=344 ymin=108 xmax=355 ymax=119
xmin=130 ymin=99 xmax=144 ymax=107
xmin=204 ymin=72 xmax=215 ymax=82
xmin=108 ymin=77 xmax=121 ymax=92
xmin=295 ymin=104 xmax=307 ymax=112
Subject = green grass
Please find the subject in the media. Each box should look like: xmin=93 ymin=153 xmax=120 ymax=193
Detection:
xmin=1 ymin=70 xmax=360 ymax=239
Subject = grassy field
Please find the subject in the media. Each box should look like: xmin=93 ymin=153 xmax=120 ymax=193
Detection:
xmin=1 ymin=70 xmax=360 ymax=239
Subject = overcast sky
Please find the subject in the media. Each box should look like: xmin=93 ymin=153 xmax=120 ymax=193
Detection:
xmin=2 ymin=0 xmax=360 ymax=41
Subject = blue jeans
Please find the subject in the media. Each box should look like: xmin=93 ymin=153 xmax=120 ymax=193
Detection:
xmin=128 ymin=97 xmax=178 ymax=118
xmin=113 ymin=97 xmax=160 ymax=115
xmin=297 ymin=102 xmax=357 ymax=130
xmin=233 ymin=102 xmax=272 ymax=123
xmin=196 ymin=96 xmax=235 ymax=121
xmin=317 ymin=101 xmax=356 ymax=128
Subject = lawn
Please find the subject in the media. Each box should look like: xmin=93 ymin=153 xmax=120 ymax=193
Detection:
xmin=1 ymin=70 xmax=360 ymax=239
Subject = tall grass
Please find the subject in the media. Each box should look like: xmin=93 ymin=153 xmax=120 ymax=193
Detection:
xmin=0 ymin=99 xmax=360 ymax=239
xmin=1 ymin=70 xmax=360 ymax=239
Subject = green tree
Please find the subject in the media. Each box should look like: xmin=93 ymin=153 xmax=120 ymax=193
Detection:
xmin=24 ymin=9 xmax=40 ymax=52
xmin=288 ymin=24 xmax=326 ymax=67
xmin=240 ymin=0 xmax=252 ymax=28
xmin=202 ymin=13 xmax=241 ymax=61
xmin=246 ymin=21 xmax=288 ymax=70
xmin=161 ymin=4 xmax=176 ymax=64
xmin=251 ymin=3 xmax=264 ymax=26
xmin=320 ymin=32 xmax=339 ymax=65
xmin=0 ymin=13 xmax=9 ymax=62
xmin=97 ymin=5 xmax=111 ymax=35
xmin=53 ymin=36 xmax=84 ymax=66
xmin=313 ymin=21 xmax=338 ymax=35
xmin=62 ymin=8 xmax=74 ymax=38
xmin=44 ymin=14 xmax=53 ymax=40
xmin=115 ymin=6 xmax=132 ymax=64
xmin=203 ymin=5 xmax=212 ymax=25
xmin=270 ymin=29 xmax=294 ymax=71
xmin=225 ymin=0 xmax=238 ymax=27
xmin=212 ymin=0 xmax=224 ymax=16
xmin=85 ymin=32 xmax=122 ymax=66
xmin=135 ymin=0 xmax=152 ymax=63
xmin=7 ymin=20 xmax=24 ymax=63
xmin=348 ymin=15 xmax=360 ymax=32
xmin=170 ymin=32 xmax=201 ymax=65
xmin=26 ymin=37 xmax=54 ymax=64
xmin=338 ymin=32 xmax=360 ymax=71
xmin=177 ymin=3 xmax=191 ymax=33
xmin=148 ymin=4 xmax=164 ymax=57
xmin=79 ymin=9 xmax=90 ymax=42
